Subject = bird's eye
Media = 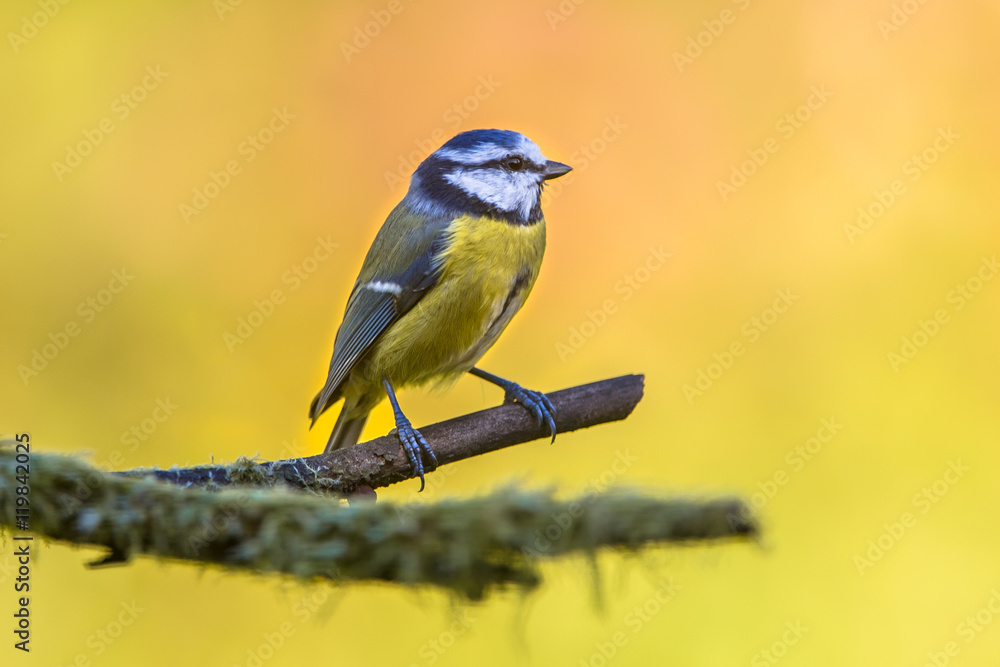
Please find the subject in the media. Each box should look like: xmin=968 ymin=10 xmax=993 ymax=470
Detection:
xmin=505 ymin=157 xmax=524 ymax=172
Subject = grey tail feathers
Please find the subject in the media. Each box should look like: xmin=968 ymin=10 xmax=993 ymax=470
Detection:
xmin=323 ymin=400 xmax=369 ymax=453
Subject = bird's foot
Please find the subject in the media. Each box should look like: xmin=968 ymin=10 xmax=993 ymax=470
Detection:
xmin=502 ymin=382 xmax=557 ymax=443
xmin=394 ymin=417 xmax=437 ymax=492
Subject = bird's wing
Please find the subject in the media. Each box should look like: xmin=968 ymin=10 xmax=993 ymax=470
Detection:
xmin=309 ymin=204 xmax=452 ymax=421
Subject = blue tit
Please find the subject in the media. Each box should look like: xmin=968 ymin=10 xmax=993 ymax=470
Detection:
xmin=309 ymin=129 xmax=572 ymax=490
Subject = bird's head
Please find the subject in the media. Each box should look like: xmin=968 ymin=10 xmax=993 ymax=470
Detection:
xmin=404 ymin=129 xmax=572 ymax=225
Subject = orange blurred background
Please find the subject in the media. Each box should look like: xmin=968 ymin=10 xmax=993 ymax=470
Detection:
xmin=2 ymin=0 xmax=999 ymax=664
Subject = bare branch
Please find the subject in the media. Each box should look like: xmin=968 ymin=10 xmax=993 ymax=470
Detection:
xmin=122 ymin=374 xmax=647 ymax=495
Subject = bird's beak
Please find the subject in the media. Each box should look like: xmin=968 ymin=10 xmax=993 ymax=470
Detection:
xmin=542 ymin=160 xmax=572 ymax=180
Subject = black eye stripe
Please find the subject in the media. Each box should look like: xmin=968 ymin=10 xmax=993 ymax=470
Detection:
xmin=475 ymin=157 xmax=542 ymax=172
xmin=434 ymin=155 xmax=543 ymax=174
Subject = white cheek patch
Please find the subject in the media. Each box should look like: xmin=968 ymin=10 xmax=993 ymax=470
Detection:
xmin=445 ymin=168 xmax=539 ymax=220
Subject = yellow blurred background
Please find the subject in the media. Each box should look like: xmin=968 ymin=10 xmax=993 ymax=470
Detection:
xmin=2 ymin=0 xmax=999 ymax=664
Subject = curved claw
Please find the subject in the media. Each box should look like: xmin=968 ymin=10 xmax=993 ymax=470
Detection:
xmin=504 ymin=385 xmax=558 ymax=443
xmin=395 ymin=421 xmax=437 ymax=492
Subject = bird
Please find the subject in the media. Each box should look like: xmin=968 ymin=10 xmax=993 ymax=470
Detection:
xmin=309 ymin=129 xmax=572 ymax=490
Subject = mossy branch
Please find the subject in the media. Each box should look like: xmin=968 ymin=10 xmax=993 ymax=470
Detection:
xmin=120 ymin=374 xmax=647 ymax=495
xmin=0 ymin=374 xmax=759 ymax=598
xmin=0 ymin=448 xmax=756 ymax=599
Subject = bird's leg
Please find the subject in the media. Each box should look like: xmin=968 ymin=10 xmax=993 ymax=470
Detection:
xmin=382 ymin=378 xmax=437 ymax=491
xmin=469 ymin=367 xmax=557 ymax=442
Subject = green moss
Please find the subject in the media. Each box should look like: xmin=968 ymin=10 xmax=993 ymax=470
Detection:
xmin=0 ymin=448 xmax=756 ymax=600
xmin=227 ymin=456 xmax=275 ymax=486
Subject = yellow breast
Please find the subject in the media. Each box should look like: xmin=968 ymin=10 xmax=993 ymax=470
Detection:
xmin=363 ymin=214 xmax=546 ymax=388
xmin=438 ymin=214 xmax=546 ymax=294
